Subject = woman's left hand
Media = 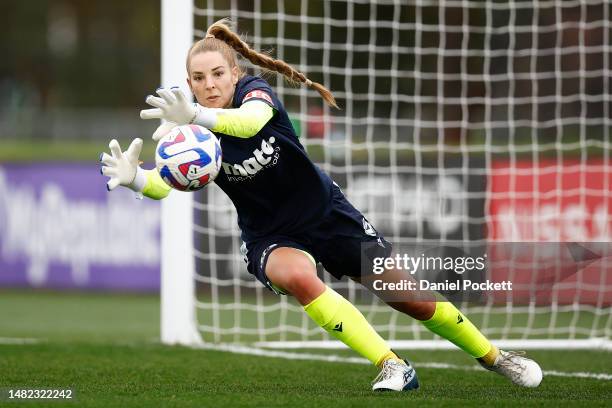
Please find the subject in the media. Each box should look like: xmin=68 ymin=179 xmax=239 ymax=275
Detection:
xmin=140 ymin=87 xmax=197 ymax=124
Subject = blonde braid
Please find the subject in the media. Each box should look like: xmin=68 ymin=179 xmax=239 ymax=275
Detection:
xmin=206 ymin=19 xmax=339 ymax=109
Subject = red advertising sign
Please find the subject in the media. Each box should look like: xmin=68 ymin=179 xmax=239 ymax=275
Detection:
xmin=487 ymin=160 xmax=612 ymax=305
xmin=488 ymin=160 xmax=611 ymax=241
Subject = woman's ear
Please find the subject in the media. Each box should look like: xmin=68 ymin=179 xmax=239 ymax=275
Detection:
xmin=231 ymin=66 xmax=240 ymax=85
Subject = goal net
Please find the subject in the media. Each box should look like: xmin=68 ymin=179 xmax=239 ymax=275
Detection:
xmin=161 ymin=0 xmax=611 ymax=350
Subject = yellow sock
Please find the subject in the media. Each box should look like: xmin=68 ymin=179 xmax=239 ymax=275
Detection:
xmin=377 ymin=350 xmax=405 ymax=367
xmin=304 ymin=286 xmax=393 ymax=367
xmin=478 ymin=344 xmax=500 ymax=366
xmin=421 ymin=301 xmax=497 ymax=360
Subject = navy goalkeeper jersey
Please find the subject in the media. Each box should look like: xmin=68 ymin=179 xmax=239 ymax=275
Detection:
xmin=212 ymin=75 xmax=334 ymax=243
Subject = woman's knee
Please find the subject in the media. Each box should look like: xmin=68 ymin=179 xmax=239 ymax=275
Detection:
xmin=266 ymin=247 xmax=324 ymax=304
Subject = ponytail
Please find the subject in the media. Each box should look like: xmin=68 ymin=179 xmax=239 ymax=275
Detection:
xmin=205 ymin=18 xmax=339 ymax=109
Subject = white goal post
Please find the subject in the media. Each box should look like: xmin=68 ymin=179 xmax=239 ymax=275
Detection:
xmin=160 ymin=0 xmax=200 ymax=345
xmin=161 ymin=0 xmax=611 ymax=350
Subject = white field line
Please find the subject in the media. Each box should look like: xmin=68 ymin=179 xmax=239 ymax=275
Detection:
xmin=6 ymin=338 xmax=611 ymax=381
xmin=0 ymin=337 xmax=43 ymax=345
xmin=189 ymin=342 xmax=612 ymax=381
xmin=254 ymin=339 xmax=612 ymax=351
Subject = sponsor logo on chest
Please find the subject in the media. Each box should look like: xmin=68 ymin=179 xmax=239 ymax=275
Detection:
xmin=221 ymin=137 xmax=280 ymax=181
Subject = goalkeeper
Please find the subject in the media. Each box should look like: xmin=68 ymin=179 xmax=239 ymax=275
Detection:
xmin=100 ymin=18 xmax=542 ymax=392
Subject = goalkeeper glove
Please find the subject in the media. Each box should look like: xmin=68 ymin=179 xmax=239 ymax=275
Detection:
xmin=151 ymin=120 xmax=178 ymax=142
xmin=139 ymin=87 xmax=217 ymax=140
xmin=99 ymin=138 xmax=146 ymax=193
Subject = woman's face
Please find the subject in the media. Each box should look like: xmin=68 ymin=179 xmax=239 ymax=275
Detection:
xmin=187 ymin=51 xmax=239 ymax=109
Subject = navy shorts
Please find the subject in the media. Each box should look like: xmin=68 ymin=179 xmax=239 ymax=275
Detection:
xmin=242 ymin=185 xmax=393 ymax=294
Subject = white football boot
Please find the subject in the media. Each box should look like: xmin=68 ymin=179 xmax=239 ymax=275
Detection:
xmin=480 ymin=350 xmax=543 ymax=387
xmin=372 ymin=359 xmax=419 ymax=391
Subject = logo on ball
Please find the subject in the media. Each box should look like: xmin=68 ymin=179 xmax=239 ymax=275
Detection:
xmin=155 ymin=124 xmax=222 ymax=191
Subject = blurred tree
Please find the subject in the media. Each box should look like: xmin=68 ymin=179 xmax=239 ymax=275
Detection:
xmin=0 ymin=0 xmax=160 ymax=111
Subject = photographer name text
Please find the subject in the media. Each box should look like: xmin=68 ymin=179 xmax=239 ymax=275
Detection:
xmin=372 ymin=279 xmax=513 ymax=291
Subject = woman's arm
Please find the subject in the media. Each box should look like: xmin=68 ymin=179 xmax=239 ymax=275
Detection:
xmin=100 ymin=138 xmax=171 ymax=200
xmin=141 ymin=88 xmax=275 ymax=140
xmin=208 ymin=100 xmax=275 ymax=138
xmin=141 ymin=169 xmax=172 ymax=200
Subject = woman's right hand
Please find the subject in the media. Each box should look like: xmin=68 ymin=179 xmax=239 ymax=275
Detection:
xmin=99 ymin=138 xmax=145 ymax=192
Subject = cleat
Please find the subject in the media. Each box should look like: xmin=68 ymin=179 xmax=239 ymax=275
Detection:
xmin=479 ymin=350 xmax=543 ymax=388
xmin=372 ymin=359 xmax=419 ymax=392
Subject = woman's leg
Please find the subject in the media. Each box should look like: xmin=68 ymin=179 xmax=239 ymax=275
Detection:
xmin=386 ymin=293 xmax=498 ymax=365
xmin=357 ymin=271 xmax=542 ymax=387
xmin=265 ymin=247 xmax=401 ymax=367
xmin=357 ymin=270 xmax=497 ymax=364
xmin=265 ymin=247 xmax=419 ymax=390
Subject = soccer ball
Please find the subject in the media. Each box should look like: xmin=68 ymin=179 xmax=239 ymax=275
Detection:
xmin=155 ymin=124 xmax=222 ymax=191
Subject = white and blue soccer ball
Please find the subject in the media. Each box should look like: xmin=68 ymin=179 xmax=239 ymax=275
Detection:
xmin=155 ymin=124 xmax=222 ymax=191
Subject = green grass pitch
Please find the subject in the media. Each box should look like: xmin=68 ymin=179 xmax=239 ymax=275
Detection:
xmin=1 ymin=290 xmax=610 ymax=407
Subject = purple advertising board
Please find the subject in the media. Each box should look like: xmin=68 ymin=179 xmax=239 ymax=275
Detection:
xmin=0 ymin=164 xmax=161 ymax=291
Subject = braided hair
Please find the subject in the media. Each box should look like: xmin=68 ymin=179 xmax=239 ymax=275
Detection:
xmin=186 ymin=18 xmax=339 ymax=109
